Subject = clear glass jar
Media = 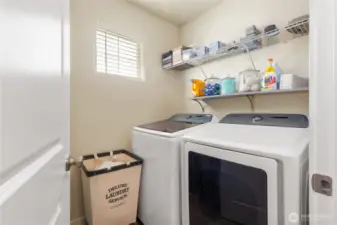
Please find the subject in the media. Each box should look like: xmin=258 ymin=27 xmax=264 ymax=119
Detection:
xmin=205 ymin=76 xmax=221 ymax=96
xmin=238 ymin=69 xmax=261 ymax=92
xmin=221 ymin=77 xmax=236 ymax=95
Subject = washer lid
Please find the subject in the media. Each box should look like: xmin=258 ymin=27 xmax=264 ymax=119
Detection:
xmin=183 ymin=122 xmax=309 ymax=159
xmin=136 ymin=114 xmax=213 ymax=133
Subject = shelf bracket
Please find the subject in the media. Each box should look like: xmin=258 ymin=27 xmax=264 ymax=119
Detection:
xmin=193 ymin=99 xmax=206 ymax=113
xmin=246 ymin=95 xmax=255 ymax=112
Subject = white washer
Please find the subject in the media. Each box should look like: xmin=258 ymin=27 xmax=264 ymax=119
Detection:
xmin=132 ymin=114 xmax=217 ymax=225
xmin=181 ymin=114 xmax=309 ymax=225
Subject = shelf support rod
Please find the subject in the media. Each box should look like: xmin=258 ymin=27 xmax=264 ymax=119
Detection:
xmin=246 ymin=95 xmax=255 ymax=112
xmin=242 ymin=43 xmax=257 ymax=70
xmin=193 ymin=99 xmax=206 ymax=113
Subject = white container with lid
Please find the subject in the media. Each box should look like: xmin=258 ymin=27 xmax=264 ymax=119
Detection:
xmin=280 ymin=74 xmax=308 ymax=90
xmin=238 ymin=69 xmax=261 ymax=92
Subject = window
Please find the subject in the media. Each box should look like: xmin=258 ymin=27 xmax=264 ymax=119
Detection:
xmin=96 ymin=29 xmax=140 ymax=78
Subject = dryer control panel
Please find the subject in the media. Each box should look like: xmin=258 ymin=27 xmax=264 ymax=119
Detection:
xmin=220 ymin=114 xmax=309 ymax=128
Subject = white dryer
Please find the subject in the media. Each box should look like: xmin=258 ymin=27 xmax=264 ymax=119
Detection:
xmin=181 ymin=114 xmax=309 ymax=225
xmin=132 ymin=114 xmax=217 ymax=225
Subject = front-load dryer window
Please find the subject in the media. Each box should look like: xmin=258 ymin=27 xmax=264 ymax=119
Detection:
xmin=181 ymin=143 xmax=279 ymax=225
xmin=188 ymin=152 xmax=268 ymax=225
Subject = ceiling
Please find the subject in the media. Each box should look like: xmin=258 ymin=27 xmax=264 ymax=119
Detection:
xmin=127 ymin=0 xmax=222 ymax=25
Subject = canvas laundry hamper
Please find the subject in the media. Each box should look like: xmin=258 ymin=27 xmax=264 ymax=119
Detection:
xmin=81 ymin=150 xmax=143 ymax=225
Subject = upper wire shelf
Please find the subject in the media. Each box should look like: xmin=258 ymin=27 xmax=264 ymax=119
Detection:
xmin=164 ymin=19 xmax=309 ymax=71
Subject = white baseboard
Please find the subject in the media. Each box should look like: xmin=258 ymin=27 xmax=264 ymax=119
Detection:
xmin=70 ymin=217 xmax=86 ymax=225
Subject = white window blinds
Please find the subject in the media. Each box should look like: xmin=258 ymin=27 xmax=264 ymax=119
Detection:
xmin=96 ymin=29 xmax=140 ymax=78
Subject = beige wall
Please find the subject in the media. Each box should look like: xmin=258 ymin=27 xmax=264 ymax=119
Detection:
xmin=70 ymin=0 xmax=183 ymax=223
xmin=180 ymin=0 xmax=309 ymax=118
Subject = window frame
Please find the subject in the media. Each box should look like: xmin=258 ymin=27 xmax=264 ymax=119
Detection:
xmin=96 ymin=29 xmax=141 ymax=78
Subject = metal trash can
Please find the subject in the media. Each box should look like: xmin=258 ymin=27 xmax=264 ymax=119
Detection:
xmin=81 ymin=150 xmax=143 ymax=225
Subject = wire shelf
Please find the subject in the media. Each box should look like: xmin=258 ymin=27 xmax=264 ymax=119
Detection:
xmin=191 ymin=87 xmax=309 ymax=101
xmin=165 ymin=19 xmax=309 ymax=71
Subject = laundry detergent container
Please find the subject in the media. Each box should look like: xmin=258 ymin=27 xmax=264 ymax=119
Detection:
xmin=81 ymin=150 xmax=143 ymax=225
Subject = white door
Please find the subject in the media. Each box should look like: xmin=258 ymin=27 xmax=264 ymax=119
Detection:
xmin=0 ymin=0 xmax=70 ymax=224
xmin=309 ymin=0 xmax=337 ymax=225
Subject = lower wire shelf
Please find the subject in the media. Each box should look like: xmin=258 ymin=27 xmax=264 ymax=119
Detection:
xmin=191 ymin=88 xmax=309 ymax=101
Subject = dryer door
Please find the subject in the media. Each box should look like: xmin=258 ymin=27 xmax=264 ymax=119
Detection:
xmin=181 ymin=142 xmax=279 ymax=225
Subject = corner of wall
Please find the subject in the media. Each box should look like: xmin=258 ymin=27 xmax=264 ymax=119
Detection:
xmin=71 ymin=217 xmax=86 ymax=225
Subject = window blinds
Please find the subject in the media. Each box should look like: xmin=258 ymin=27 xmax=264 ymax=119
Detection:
xmin=96 ymin=29 xmax=140 ymax=77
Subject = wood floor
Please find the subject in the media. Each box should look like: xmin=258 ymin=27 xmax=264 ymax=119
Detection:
xmin=131 ymin=218 xmax=144 ymax=225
